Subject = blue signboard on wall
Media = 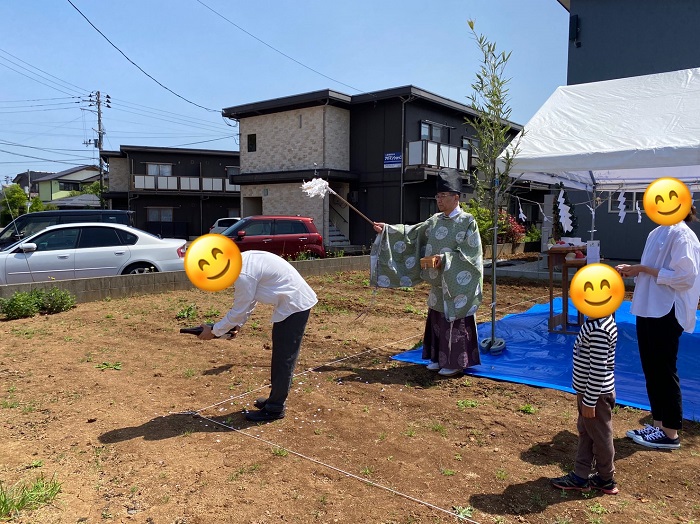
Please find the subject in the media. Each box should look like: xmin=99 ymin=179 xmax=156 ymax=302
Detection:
xmin=383 ymin=152 xmax=402 ymax=169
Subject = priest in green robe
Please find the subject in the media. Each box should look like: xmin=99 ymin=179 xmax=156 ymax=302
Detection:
xmin=371 ymin=168 xmax=483 ymax=376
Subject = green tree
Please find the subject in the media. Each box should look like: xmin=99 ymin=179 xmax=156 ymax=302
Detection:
xmin=0 ymin=184 xmax=29 ymax=226
xmin=464 ymin=20 xmax=522 ymax=351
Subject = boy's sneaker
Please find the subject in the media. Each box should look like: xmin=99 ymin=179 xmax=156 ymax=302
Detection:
xmin=426 ymin=362 xmax=441 ymax=371
xmin=589 ymin=474 xmax=619 ymax=495
xmin=633 ymin=427 xmax=681 ymax=449
xmin=550 ymin=472 xmax=590 ymax=492
xmin=625 ymin=423 xmax=659 ymax=439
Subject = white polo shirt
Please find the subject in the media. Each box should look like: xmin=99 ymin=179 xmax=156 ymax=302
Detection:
xmin=630 ymin=221 xmax=700 ymax=333
xmin=212 ymin=250 xmax=318 ymax=337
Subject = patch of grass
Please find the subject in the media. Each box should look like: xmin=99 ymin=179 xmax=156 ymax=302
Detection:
xmin=403 ymin=427 xmax=417 ymax=437
xmin=441 ymin=468 xmax=456 ymax=476
xmin=25 ymin=460 xmax=43 ymax=469
xmin=183 ymin=368 xmax=196 ymax=378
xmin=453 ymin=506 xmax=473 ymax=518
xmin=431 ymin=422 xmax=447 ymax=437
xmin=588 ymin=501 xmax=607 ymax=515
xmin=518 ymin=403 xmax=537 ymax=414
xmin=175 ymin=304 xmax=197 ymax=320
xmin=272 ymin=447 xmax=288 ymax=457
xmin=0 ymin=474 xmax=62 ymax=520
xmin=457 ymin=399 xmax=478 ymax=410
xmin=360 ymin=466 xmax=373 ymax=477
xmin=95 ymin=362 xmax=122 ymax=371
xmin=495 ymin=468 xmax=508 ymax=480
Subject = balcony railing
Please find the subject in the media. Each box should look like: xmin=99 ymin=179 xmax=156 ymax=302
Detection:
xmin=406 ymin=140 xmax=473 ymax=170
xmin=132 ymin=175 xmax=240 ymax=192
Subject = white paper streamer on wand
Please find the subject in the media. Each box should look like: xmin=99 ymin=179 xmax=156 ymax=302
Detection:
xmin=538 ymin=203 xmax=551 ymax=222
xmin=301 ymin=178 xmax=375 ymax=226
xmin=635 ymin=201 xmax=642 ymax=223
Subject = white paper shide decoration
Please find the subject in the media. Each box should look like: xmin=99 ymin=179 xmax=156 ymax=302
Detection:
xmin=617 ymin=192 xmax=627 ymax=223
xmin=557 ymin=189 xmax=573 ymax=233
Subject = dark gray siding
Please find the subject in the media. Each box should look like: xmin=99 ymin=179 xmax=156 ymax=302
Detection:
xmin=568 ymin=0 xmax=700 ymax=85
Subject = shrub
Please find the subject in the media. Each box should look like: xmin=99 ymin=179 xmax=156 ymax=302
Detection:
xmin=524 ymin=225 xmax=542 ymax=242
xmin=501 ymin=211 xmax=526 ymax=244
xmin=0 ymin=288 xmax=76 ymax=320
xmin=39 ymin=288 xmax=76 ymax=314
xmin=1 ymin=291 xmax=40 ymax=320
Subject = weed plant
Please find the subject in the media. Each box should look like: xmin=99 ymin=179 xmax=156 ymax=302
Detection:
xmin=0 ymin=474 xmax=62 ymax=520
xmin=0 ymin=288 xmax=75 ymax=320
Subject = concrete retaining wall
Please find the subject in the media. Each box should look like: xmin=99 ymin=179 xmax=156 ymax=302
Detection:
xmin=0 ymin=256 xmax=372 ymax=304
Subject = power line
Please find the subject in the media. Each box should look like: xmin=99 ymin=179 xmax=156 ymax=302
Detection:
xmin=66 ymin=0 xmax=218 ymax=112
xmin=0 ymin=60 xmax=81 ymax=97
xmin=194 ymin=0 xmax=365 ymax=94
xmin=0 ymin=47 xmax=88 ymax=94
xmin=0 ymin=96 xmax=82 ymax=104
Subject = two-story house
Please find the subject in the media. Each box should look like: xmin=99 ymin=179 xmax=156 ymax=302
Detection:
xmin=101 ymin=145 xmax=240 ymax=239
xmin=13 ymin=166 xmax=99 ymax=206
xmin=223 ymin=85 xmax=523 ymax=249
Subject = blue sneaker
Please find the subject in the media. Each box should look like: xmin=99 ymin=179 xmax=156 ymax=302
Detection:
xmin=550 ymin=472 xmax=590 ymax=492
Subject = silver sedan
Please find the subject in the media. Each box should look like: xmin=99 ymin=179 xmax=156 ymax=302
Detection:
xmin=0 ymin=223 xmax=186 ymax=284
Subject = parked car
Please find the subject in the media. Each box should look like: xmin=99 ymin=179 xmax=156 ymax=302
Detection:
xmin=209 ymin=217 xmax=241 ymax=234
xmin=221 ymin=215 xmax=325 ymax=258
xmin=0 ymin=223 xmax=186 ymax=285
xmin=0 ymin=210 xmax=134 ymax=250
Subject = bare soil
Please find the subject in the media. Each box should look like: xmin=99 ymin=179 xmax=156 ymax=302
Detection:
xmin=1 ymin=271 xmax=699 ymax=524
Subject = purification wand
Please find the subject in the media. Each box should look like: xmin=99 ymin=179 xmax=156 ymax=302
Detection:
xmin=301 ymin=178 xmax=375 ymax=226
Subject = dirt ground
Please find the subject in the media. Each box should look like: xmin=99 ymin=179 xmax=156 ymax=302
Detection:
xmin=1 ymin=268 xmax=699 ymax=524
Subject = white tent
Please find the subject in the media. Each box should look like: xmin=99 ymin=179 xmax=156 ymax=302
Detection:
xmin=502 ymin=67 xmax=700 ymax=192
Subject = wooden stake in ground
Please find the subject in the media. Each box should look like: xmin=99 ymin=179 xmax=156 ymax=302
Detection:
xmin=301 ymin=178 xmax=374 ymax=226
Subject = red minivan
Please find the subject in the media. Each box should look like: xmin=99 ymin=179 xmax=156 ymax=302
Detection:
xmin=220 ymin=215 xmax=325 ymax=258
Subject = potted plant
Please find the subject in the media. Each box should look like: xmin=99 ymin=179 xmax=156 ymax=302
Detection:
xmin=523 ymin=224 xmax=542 ymax=253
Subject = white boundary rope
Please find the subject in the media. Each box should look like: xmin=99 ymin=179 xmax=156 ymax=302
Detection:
xmin=190 ymin=411 xmax=482 ymax=524
xmin=170 ymin=295 xmax=556 ymax=523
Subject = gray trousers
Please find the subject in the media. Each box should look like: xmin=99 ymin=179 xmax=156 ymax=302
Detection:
xmin=575 ymin=392 xmax=616 ymax=481
xmin=265 ymin=309 xmax=311 ymax=413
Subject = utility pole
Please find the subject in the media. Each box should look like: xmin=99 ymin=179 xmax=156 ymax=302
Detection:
xmin=86 ymin=91 xmax=110 ymax=209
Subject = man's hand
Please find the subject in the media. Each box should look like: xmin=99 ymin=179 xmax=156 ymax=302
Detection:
xmin=372 ymin=222 xmax=385 ymax=234
xmin=197 ymin=324 xmax=216 ymax=340
xmin=581 ymin=404 xmax=596 ymax=418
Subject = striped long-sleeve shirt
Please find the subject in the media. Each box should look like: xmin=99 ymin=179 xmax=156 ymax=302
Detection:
xmin=572 ymin=315 xmax=617 ymax=407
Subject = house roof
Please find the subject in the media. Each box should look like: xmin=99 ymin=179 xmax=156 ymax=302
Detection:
xmin=35 ymin=165 xmax=99 ymax=181
xmin=556 ymin=0 xmax=570 ymax=11
xmin=222 ymin=85 xmax=522 ymax=130
xmin=101 ymin=145 xmax=239 ymax=159
xmin=51 ymin=193 xmax=101 ymax=208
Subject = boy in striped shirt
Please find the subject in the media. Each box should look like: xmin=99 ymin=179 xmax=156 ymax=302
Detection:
xmin=551 ymin=314 xmax=619 ymax=494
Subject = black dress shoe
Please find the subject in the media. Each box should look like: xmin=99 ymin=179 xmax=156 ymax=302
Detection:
xmin=245 ymin=408 xmax=285 ymax=422
xmin=254 ymin=397 xmax=268 ymax=409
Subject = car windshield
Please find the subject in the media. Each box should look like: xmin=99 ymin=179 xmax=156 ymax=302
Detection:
xmin=221 ymin=218 xmax=250 ymax=236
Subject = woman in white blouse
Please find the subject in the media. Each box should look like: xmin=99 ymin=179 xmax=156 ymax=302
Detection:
xmin=616 ymin=205 xmax=700 ymax=450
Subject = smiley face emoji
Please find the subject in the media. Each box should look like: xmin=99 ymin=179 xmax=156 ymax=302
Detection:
xmin=570 ymin=263 xmax=625 ymax=319
xmin=184 ymin=234 xmax=242 ymax=292
xmin=642 ymin=177 xmax=692 ymax=226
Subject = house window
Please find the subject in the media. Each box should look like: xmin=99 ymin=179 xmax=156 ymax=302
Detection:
xmin=146 ymin=163 xmax=172 ymax=176
xmin=420 ymin=121 xmax=445 ymax=142
xmin=607 ymin=191 xmax=645 ymax=214
xmin=226 ymin=166 xmax=240 ymax=177
xmin=58 ymin=181 xmax=80 ymax=191
xmin=147 ymin=207 xmax=173 ymax=222
xmin=247 ymin=134 xmax=257 ymax=152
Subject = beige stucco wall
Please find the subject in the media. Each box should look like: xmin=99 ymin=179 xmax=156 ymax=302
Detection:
xmin=107 ymin=157 xmax=130 ymax=192
xmin=240 ymin=105 xmax=349 ymax=173
xmin=241 ymin=182 xmax=328 ymax=242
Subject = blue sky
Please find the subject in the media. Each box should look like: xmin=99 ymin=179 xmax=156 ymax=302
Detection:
xmin=0 ymin=0 xmax=569 ymax=182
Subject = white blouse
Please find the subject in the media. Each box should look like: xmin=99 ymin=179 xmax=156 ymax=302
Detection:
xmin=630 ymin=221 xmax=700 ymax=333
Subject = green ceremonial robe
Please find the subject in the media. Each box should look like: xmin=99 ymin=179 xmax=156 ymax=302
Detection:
xmin=370 ymin=209 xmax=483 ymax=322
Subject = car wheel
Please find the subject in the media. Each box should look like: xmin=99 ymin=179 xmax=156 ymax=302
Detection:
xmin=122 ymin=263 xmax=158 ymax=275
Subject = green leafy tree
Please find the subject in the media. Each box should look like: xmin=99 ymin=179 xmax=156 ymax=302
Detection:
xmin=0 ymin=184 xmax=29 ymax=226
xmin=464 ymin=20 xmax=522 ymax=350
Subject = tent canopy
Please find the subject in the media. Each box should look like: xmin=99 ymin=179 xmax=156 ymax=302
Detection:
xmin=502 ymin=67 xmax=700 ymax=192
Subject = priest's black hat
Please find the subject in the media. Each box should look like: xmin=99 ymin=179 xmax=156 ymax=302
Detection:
xmin=436 ymin=168 xmax=462 ymax=194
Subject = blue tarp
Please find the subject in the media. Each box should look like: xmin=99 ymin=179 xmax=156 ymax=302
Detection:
xmin=392 ymin=298 xmax=700 ymax=422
